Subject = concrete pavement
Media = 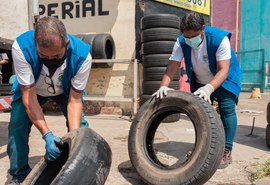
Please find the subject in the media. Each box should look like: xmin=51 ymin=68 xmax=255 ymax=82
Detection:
xmin=0 ymin=92 xmax=270 ymax=184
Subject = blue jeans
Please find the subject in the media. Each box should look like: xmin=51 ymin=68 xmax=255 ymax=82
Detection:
xmin=7 ymin=94 xmax=88 ymax=182
xmin=192 ymin=82 xmax=238 ymax=151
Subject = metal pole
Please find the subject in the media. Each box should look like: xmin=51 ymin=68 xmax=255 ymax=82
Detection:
xmin=235 ymin=0 xmax=240 ymax=52
xmin=262 ymin=49 xmax=266 ymax=92
xmin=133 ymin=59 xmax=138 ymax=114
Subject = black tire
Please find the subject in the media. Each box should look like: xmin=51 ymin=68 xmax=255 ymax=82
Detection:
xmin=141 ymin=41 xmax=175 ymax=55
xmin=92 ymin=33 xmax=116 ymax=68
xmin=266 ymin=124 xmax=270 ymax=148
xmin=140 ymin=94 xmax=153 ymax=105
xmin=24 ymin=128 xmax=112 ymax=185
xmin=76 ymin=34 xmax=98 ymax=68
xmin=74 ymin=34 xmax=85 ymax=40
xmin=267 ymin=103 xmax=270 ymax=124
xmin=141 ymin=14 xmax=180 ymax=30
xmin=128 ymin=91 xmax=225 ymax=185
xmin=140 ymin=94 xmax=180 ymax=123
xmin=82 ymin=34 xmax=96 ymax=46
xmin=142 ymin=54 xmax=171 ymax=68
xmin=143 ymin=67 xmax=180 ymax=81
xmin=141 ymin=28 xmax=180 ymax=43
xmin=142 ymin=81 xmax=179 ymax=95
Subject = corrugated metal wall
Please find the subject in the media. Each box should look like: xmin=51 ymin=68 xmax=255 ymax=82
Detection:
xmin=240 ymin=0 xmax=270 ymax=91
xmin=212 ymin=0 xmax=240 ymax=51
xmin=241 ymin=0 xmax=270 ymax=61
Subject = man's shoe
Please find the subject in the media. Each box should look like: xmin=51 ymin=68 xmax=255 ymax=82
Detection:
xmin=218 ymin=148 xmax=232 ymax=169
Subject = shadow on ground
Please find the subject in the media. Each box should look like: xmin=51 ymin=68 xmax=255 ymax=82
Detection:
xmin=118 ymin=160 xmax=147 ymax=185
xmin=235 ymin=125 xmax=269 ymax=151
xmin=118 ymin=141 xmax=195 ymax=185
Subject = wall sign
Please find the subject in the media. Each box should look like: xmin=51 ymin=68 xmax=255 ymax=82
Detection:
xmin=38 ymin=0 xmax=120 ymax=34
xmin=153 ymin=0 xmax=211 ymax=15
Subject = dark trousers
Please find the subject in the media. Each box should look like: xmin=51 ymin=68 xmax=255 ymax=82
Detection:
xmin=192 ymin=82 xmax=238 ymax=151
xmin=7 ymin=94 xmax=88 ymax=182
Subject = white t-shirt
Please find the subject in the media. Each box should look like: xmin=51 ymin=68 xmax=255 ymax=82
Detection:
xmin=169 ymin=34 xmax=231 ymax=84
xmin=12 ymin=40 xmax=92 ymax=97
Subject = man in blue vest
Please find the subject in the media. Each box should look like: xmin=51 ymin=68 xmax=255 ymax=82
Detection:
xmin=8 ymin=17 xmax=92 ymax=184
xmin=153 ymin=12 xmax=242 ymax=169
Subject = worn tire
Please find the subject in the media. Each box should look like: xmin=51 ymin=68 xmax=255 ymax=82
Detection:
xmin=142 ymin=54 xmax=171 ymax=68
xmin=92 ymin=33 xmax=116 ymax=68
xmin=142 ymin=81 xmax=179 ymax=95
xmin=266 ymin=124 xmax=270 ymax=148
xmin=267 ymin=103 xmax=270 ymax=124
xmin=141 ymin=14 xmax=180 ymax=30
xmin=143 ymin=67 xmax=180 ymax=81
xmin=24 ymin=128 xmax=112 ymax=185
xmin=82 ymin=34 xmax=96 ymax=46
xmin=74 ymin=34 xmax=86 ymax=40
xmin=140 ymin=94 xmax=180 ymax=123
xmin=128 ymin=91 xmax=225 ymax=185
xmin=141 ymin=41 xmax=175 ymax=55
xmin=141 ymin=28 xmax=180 ymax=43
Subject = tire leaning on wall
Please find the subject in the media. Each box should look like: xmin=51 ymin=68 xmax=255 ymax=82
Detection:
xmin=75 ymin=33 xmax=116 ymax=68
xmin=24 ymin=128 xmax=112 ymax=185
xmin=92 ymin=33 xmax=116 ymax=68
xmin=128 ymin=91 xmax=225 ymax=185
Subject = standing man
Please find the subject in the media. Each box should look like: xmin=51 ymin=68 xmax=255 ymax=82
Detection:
xmin=8 ymin=17 xmax=92 ymax=184
xmin=0 ymin=53 xmax=9 ymax=84
xmin=153 ymin=12 xmax=242 ymax=169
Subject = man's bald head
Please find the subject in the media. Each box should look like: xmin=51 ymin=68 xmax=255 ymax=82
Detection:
xmin=34 ymin=17 xmax=68 ymax=48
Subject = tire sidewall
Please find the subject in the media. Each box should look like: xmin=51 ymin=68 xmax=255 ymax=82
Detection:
xmin=129 ymin=92 xmax=224 ymax=185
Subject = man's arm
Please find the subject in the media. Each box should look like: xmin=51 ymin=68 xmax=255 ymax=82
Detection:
xmin=209 ymin=59 xmax=230 ymax=90
xmin=20 ymin=86 xmax=49 ymax=135
xmin=161 ymin=61 xmax=181 ymax=86
xmin=0 ymin=59 xmax=8 ymax=65
xmin=67 ymin=88 xmax=83 ymax=131
xmin=67 ymin=53 xmax=92 ymax=130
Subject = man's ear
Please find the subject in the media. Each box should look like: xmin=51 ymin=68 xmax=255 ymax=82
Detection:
xmin=201 ymin=26 xmax=205 ymax=35
xmin=66 ymin=39 xmax=70 ymax=50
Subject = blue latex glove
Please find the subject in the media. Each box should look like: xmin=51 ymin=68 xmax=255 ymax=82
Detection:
xmin=42 ymin=131 xmax=62 ymax=161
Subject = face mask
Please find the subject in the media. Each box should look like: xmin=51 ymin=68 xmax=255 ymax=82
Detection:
xmin=38 ymin=53 xmax=66 ymax=69
xmin=184 ymin=34 xmax=203 ymax=48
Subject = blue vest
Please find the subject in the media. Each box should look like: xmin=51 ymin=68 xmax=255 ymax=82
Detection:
xmin=179 ymin=26 xmax=242 ymax=96
xmin=12 ymin=30 xmax=91 ymax=101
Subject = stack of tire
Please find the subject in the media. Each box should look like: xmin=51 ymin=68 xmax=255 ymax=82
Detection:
xmin=75 ymin=33 xmax=116 ymax=68
xmin=140 ymin=14 xmax=181 ymax=122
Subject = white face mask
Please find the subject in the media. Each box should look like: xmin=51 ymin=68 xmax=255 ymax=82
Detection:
xmin=184 ymin=34 xmax=203 ymax=48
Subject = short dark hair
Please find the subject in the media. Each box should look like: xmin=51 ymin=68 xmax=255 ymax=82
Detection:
xmin=34 ymin=16 xmax=67 ymax=48
xmin=180 ymin=12 xmax=205 ymax=33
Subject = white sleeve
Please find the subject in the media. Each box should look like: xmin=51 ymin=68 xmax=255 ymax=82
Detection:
xmin=12 ymin=40 xmax=35 ymax=86
xmin=71 ymin=53 xmax=92 ymax=92
xmin=216 ymin=36 xmax=231 ymax=61
xmin=169 ymin=38 xmax=184 ymax=62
